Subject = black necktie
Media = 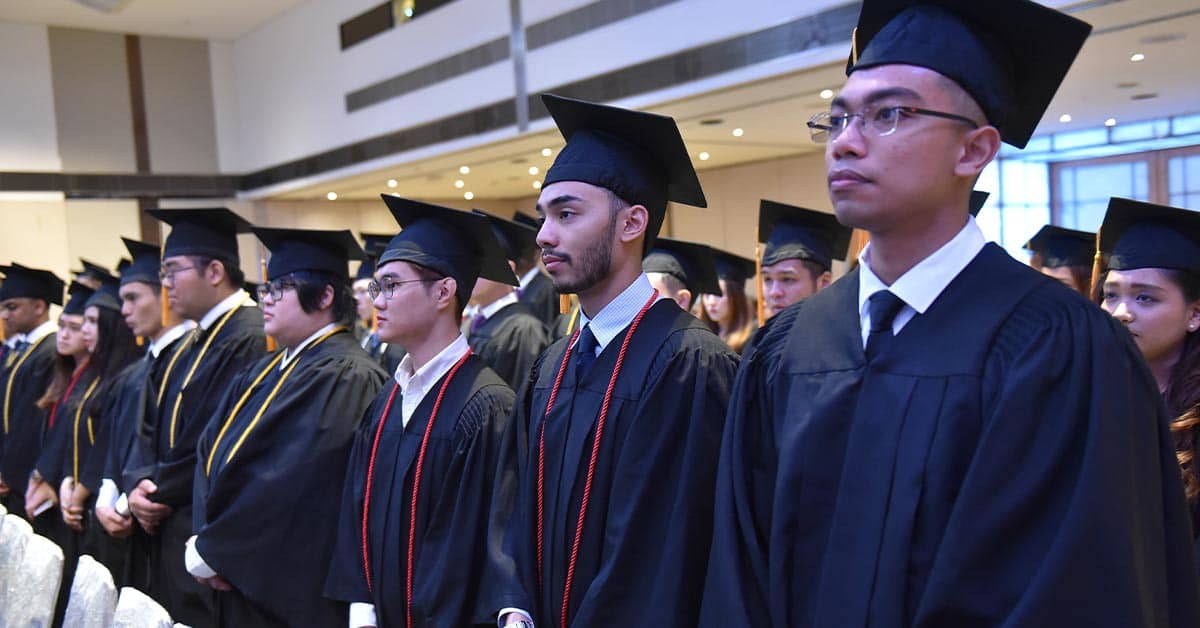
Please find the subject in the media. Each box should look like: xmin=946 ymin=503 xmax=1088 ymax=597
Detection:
xmin=575 ymin=325 xmax=599 ymax=379
xmin=865 ymin=290 xmax=906 ymax=360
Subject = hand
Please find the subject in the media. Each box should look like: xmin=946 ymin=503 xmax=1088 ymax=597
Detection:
xmin=130 ymin=479 xmax=172 ymax=533
xmin=502 ymin=612 xmax=534 ymax=626
xmin=72 ymin=481 xmax=91 ymax=509
xmin=0 ymin=473 xmax=9 ymax=496
xmin=25 ymin=480 xmax=57 ymax=519
xmin=195 ymin=574 xmax=234 ymax=591
xmin=96 ymin=506 xmax=134 ymax=538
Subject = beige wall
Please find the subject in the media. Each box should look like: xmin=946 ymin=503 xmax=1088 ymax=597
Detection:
xmin=48 ymin=28 xmax=136 ymax=173
xmin=141 ymin=36 xmax=220 ymax=174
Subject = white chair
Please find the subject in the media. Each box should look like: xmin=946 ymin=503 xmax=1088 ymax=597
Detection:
xmin=112 ymin=586 xmax=174 ymax=628
xmin=0 ymin=513 xmax=34 ymax=619
xmin=63 ymin=554 xmax=118 ymax=627
xmin=6 ymin=532 xmax=64 ymax=628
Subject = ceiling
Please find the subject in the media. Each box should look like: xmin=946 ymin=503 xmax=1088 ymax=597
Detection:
xmin=0 ymin=0 xmax=305 ymax=40
xmin=272 ymin=0 xmax=1200 ymax=203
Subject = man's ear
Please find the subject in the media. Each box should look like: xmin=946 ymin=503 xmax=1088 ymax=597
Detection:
xmin=954 ymin=125 xmax=1001 ymax=178
xmin=617 ymin=204 xmax=649 ymax=244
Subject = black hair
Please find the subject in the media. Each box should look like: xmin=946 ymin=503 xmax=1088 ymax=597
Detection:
xmin=191 ymin=255 xmax=245 ymax=288
xmin=289 ymin=270 xmax=354 ymax=325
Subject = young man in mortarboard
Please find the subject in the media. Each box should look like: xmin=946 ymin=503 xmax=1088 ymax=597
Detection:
xmin=468 ymin=210 xmax=553 ymax=391
xmin=757 ymin=199 xmax=852 ymax=319
xmin=83 ymin=237 xmax=195 ymax=592
xmin=495 ymin=95 xmax=739 ymax=628
xmin=703 ymin=1 xmax=1200 ymax=625
xmin=643 ymin=237 xmax=722 ymax=312
xmin=1024 ymin=224 xmax=1096 ymax=296
xmin=0 ymin=264 xmax=62 ymax=518
xmin=324 ymin=197 xmax=520 ymax=628
xmin=127 ymin=208 xmax=267 ymax=627
xmin=188 ymin=227 xmax=388 ymax=626
xmin=511 ymin=211 xmax=561 ymax=329
xmin=353 ymin=233 xmax=408 ymax=375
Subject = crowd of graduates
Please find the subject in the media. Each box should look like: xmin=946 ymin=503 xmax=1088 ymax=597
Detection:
xmin=3 ymin=0 xmax=1200 ymax=626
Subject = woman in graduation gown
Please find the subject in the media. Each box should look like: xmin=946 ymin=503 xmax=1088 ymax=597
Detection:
xmin=698 ymin=249 xmax=758 ymax=354
xmin=325 ymin=197 xmax=520 ymax=628
xmin=1098 ymin=198 xmax=1200 ymax=555
xmin=189 ymin=228 xmax=387 ymax=627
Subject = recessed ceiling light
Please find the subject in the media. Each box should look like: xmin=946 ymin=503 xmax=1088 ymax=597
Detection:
xmin=1059 ymin=114 xmax=1072 ymax=123
xmin=698 ymin=151 xmax=710 ymax=161
xmin=464 ymin=191 xmax=474 ymax=200
xmin=532 ymin=180 xmax=542 ymax=189
xmin=459 ymin=165 xmax=470 ymax=174
xmin=326 ymin=192 xmax=338 ymax=201
xmin=541 ymin=148 xmax=552 ymax=157
xmin=1105 ymin=118 xmax=1117 ymax=127
xmin=454 ymin=179 xmax=465 ymax=188
xmin=528 ymin=166 xmax=539 ymax=175
xmin=819 ymin=89 xmax=834 ymax=99
xmin=386 ymin=179 xmax=397 ymax=188
xmin=1130 ymin=53 xmax=1145 ymax=62
xmin=732 ymin=128 xmax=744 ymax=137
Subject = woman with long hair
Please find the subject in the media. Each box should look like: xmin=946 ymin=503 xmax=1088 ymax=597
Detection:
xmin=1098 ymin=198 xmax=1200 ymax=540
xmin=698 ymin=249 xmax=758 ymax=354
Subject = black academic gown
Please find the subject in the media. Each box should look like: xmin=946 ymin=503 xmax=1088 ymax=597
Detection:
xmin=520 ymin=271 xmax=560 ymax=329
xmin=499 ymin=299 xmax=738 ymax=627
xmin=701 ymin=244 xmax=1200 ymax=627
xmin=130 ymin=304 xmax=265 ymax=627
xmin=469 ymin=302 xmax=551 ymax=392
xmin=193 ymin=330 xmax=386 ymax=627
xmin=325 ymin=353 xmax=517 ymax=628
xmin=0 ymin=333 xmax=57 ymax=515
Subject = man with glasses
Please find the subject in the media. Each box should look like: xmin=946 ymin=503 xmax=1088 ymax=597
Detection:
xmin=704 ymin=1 xmax=1200 ymax=625
xmin=127 ymin=208 xmax=266 ymax=627
xmin=325 ymin=197 xmax=521 ymax=628
xmin=188 ymin=227 xmax=386 ymax=626
xmin=0 ymin=264 xmax=63 ymax=518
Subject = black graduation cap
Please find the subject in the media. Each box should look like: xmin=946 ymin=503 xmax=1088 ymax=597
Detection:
xmin=120 ymin=238 xmax=162 ymax=286
xmin=377 ymin=195 xmax=518 ymax=306
xmin=1023 ymin=225 xmax=1095 ymax=269
xmin=969 ymin=190 xmax=990 ymax=217
xmin=62 ymin=281 xmax=95 ymax=315
xmin=1099 ymin=198 xmax=1200 ymax=276
xmin=355 ymin=233 xmax=394 ymax=281
xmin=758 ymin=200 xmax=853 ymax=270
xmin=642 ymin=237 xmax=722 ymax=296
xmin=146 ymin=208 xmax=253 ymax=261
xmin=711 ymin=248 xmax=757 ymax=284
xmin=846 ymin=0 xmax=1091 ymax=149
xmin=473 ymin=210 xmax=538 ymax=263
xmin=512 ymin=211 xmax=541 ymax=231
xmin=75 ymin=259 xmax=114 ymax=282
xmin=252 ymin=227 xmax=365 ymax=279
xmin=541 ymin=94 xmax=706 ymax=250
xmin=116 ymin=258 xmax=132 ymax=274
xmin=84 ymin=275 xmax=122 ymax=312
xmin=0 ymin=263 xmax=65 ymax=305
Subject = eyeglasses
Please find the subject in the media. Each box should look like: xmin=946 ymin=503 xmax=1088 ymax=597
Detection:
xmin=367 ymin=277 xmax=438 ymax=301
xmin=256 ymin=278 xmax=299 ymax=302
xmin=159 ymin=264 xmax=200 ymax=283
xmin=807 ymin=105 xmax=978 ymax=143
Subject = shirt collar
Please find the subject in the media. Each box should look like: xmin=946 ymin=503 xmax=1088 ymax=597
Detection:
xmin=25 ymin=320 xmax=57 ymax=345
xmin=479 ymin=291 xmax=518 ymax=320
xmin=519 ymin=266 xmax=542 ymax=290
xmin=576 ymin=273 xmax=659 ymax=353
xmin=280 ymin=322 xmax=339 ymax=369
xmin=149 ymin=321 xmax=197 ymax=358
xmin=198 ymin=289 xmax=254 ymax=330
xmin=857 ymin=216 xmax=986 ymax=320
xmin=395 ymin=333 xmax=470 ymax=394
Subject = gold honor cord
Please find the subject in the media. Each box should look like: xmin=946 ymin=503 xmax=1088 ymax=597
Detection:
xmin=204 ymin=327 xmax=344 ymax=477
xmin=3 ymin=335 xmax=54 ymax=434
xmin=155 ymin=331 xmax=193 ymax=407
xmin=72 ymin=377 xmax=102 ymax=481
xmin=167 ymin=305 xmax=242 ymax=449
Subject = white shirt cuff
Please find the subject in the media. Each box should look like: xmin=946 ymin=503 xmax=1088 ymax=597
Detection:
xmin=349 ymin=602 xmax=377 ymax=627
xmin=96 ymin=479 xmax=119 ymax=510
xmin=184 ymin=535 xmax=218 ymax=578
xmin=498 ymin=608 xmax=533 ymax=626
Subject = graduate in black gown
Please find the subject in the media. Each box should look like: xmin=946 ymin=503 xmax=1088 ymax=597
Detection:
xmin=702 ymin=2 xmax=1200 ymax=626
xmin=495 ymin=95 xmax=739 ymax=628
xmin=0 ymin=263 xmax=62 ymax=517
xmin=643 ymin=237 xmax=722 ymax=313
xmin=512 ymin=211 xmax=560 ymax=329
xmin=1023 ymin=224 xmax=1096 ymax=297
xmin=325 ymin=197 xmax=519 ymax=628
xmin=189 ymin=228 xmax=387 ymax=626
xmin=89 ymin=238 xmax=196 ymax=591
xmin=697 ymin=248 xmax=759 ymax=355
xmin=469 ymin=210 xmax=552 ymax=391
xmin=757 ymin=199 xmax=852 ymax=320
xmin=128 ymin=208 xmax=266 ymax=627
